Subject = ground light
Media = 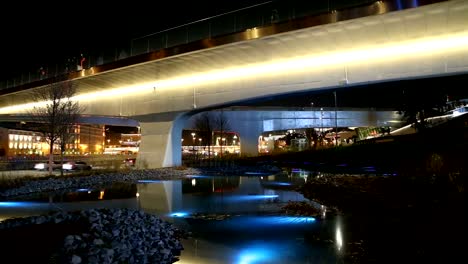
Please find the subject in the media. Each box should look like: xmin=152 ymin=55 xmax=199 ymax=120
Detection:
xmin=137 ymin=180 xmax=163 ymax=183
xmin=0 ymin=201 xmax=44 ymax=208
xmin=76 ymin=188 xmax=92 ymax=192
xmin=185 ymin=175 xmax=211 ymax=178
xmin=169 ymin=212 xmax=190 ymax=218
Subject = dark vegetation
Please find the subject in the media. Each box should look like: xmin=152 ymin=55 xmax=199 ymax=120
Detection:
xmin=246 ymin=114 xmax=466 ymax=263
xmin=248 ymin=113 xmax=466 ymax=178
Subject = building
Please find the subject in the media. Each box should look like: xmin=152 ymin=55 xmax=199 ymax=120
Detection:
xmin=182 ymin=129 xmax=241 ymax=156
xmin=103 ymin=133 xmax=140 ymax=155
xmin=64 ymin=124 xmax=106 ymax=155
xmin=0 ymin=124 xmax=105 ymax=157
xmin=0 ymin=128 xmax=50 ymax=157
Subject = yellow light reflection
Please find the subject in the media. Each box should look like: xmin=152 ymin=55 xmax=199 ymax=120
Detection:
xmin=1 ymin=32 xmax=468 ymax=114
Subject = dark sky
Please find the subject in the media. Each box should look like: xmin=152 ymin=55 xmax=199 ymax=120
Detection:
xmin=1 ymin=0 xmax=270 ymax=80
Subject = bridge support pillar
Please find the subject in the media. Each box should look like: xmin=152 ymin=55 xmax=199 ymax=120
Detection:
xmin=235 ymin=120 xmax=263 ymax=157
xmin=137 ymin=117 xmax=185 ymax=169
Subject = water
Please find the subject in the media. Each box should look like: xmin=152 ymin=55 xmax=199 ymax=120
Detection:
xmin=0 ymin=169 xmax=345 ymax=263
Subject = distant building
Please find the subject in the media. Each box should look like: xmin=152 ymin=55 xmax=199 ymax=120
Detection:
xmin=103 ymin=133 xmax=140 ymax=155
xmin=182 ymin=129 xmax=240 ymax=155
xmin=63 ymin=124 xmax=106 ymax=155
xmin=0 ymin=124 xmax=105 ymax=157
xmin=0 ymin=128 xmax=50 ymax=157
xmin=120 ymin=133 xmax=141 ymax=147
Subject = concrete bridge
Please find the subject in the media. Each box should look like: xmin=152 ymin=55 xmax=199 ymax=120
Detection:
xmin=0 ymin=0 xmax=467 ymax=168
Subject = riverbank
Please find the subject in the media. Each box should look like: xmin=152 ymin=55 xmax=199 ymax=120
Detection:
xmin=298 ymin=173 xmax=465 ymax=263
xmin=0 ymin=161 xmax=464 ymax=263
xmin=0 ymin=208 xmax=187 ymax=264
xmin=0 ymin=165 xmax=282 ymax=263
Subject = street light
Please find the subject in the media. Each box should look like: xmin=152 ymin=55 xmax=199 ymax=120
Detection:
xmin=191 ymin=132 xmax=196 ymax=153
xmin=310 ymin=102 xmax=314 ymax=127
xmin=334 ymin=90 xmax=338 ymax=146
xmin=320 ymin=108 xmax=324 ymax=134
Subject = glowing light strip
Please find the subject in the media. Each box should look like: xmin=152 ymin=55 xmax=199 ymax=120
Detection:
xmin=1 ymin=32 xmax=468 ymax=114
xmin=149 ymin=33 xmax=468 ymax=89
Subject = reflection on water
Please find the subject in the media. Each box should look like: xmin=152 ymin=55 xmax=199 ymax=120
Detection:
xmin=0 ymin=169 xmax=344 ymax=263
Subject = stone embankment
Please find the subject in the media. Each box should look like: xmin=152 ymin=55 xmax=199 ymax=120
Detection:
xmin=0 ymin=167 xmax=202 ymax=198
xmin=0 ymin=208 xmax=187 ymax=264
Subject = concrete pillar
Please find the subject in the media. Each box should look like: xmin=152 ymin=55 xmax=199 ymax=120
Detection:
xmin=137 ymin=114 xmax=188 ymax=168
xmin=235 ymin=119 xmax=263 ymax=157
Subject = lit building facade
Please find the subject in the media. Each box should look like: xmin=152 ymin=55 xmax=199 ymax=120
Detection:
xmin=182 ymin=129 xmax=241 ymax=155
xmin=0 ymin=124 xmax=105 ymax=157
xmin=0 ymin=128 xmax=51 ymax=156
xmin=64 ymin=124 xmax=106 ymax=155
xmin=103 ymin=133 xmax=140 ymax=155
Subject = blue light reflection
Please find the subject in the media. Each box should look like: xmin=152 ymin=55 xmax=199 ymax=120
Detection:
xmin=237 ymin=245 xmax=274 ymax=264
xmin=233 ymin=216 xmax=316 ymax=227
xmin=225 ymin=194 xmax=279 ymax=202
xmin=263 ymin=181 xmax=292 ymax=186
xmin=235 ymin=240 xmax=303 ymax=264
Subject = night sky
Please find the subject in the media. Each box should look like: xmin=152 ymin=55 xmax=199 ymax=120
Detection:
xmin=0 ymin=0 xmax=270 ymax=80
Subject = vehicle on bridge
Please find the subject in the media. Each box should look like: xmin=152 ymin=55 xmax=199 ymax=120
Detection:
xmin=123 ymin=158 xmax=136 ymax=167
xmin=34 ymin=161 xmax=62 ymax=171
xmin=62 ymin=161 xmax=92 ymax=171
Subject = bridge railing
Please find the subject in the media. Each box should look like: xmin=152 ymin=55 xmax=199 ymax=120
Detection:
xmin=0 ymin=0 xmax=387 ymax=90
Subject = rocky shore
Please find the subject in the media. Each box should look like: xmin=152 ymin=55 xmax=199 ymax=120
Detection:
xmin=0 ymin=165 xmax=281 ymax=263
xmin=0 ymin=167 xmax=201 ymax=198
xmin=0 ymin=208 xmax=187 ymax=264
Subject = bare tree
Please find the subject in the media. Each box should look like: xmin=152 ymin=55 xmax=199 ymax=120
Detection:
xmin=193 ymin=112 xmax=215 ymax=160
xmin=28 ymin=80 xmax=83 ymax=174
xmin=214 ymin=110 xmax=231 ymax=157
xmin=305 ymin=128 xmax=318 ymax=150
